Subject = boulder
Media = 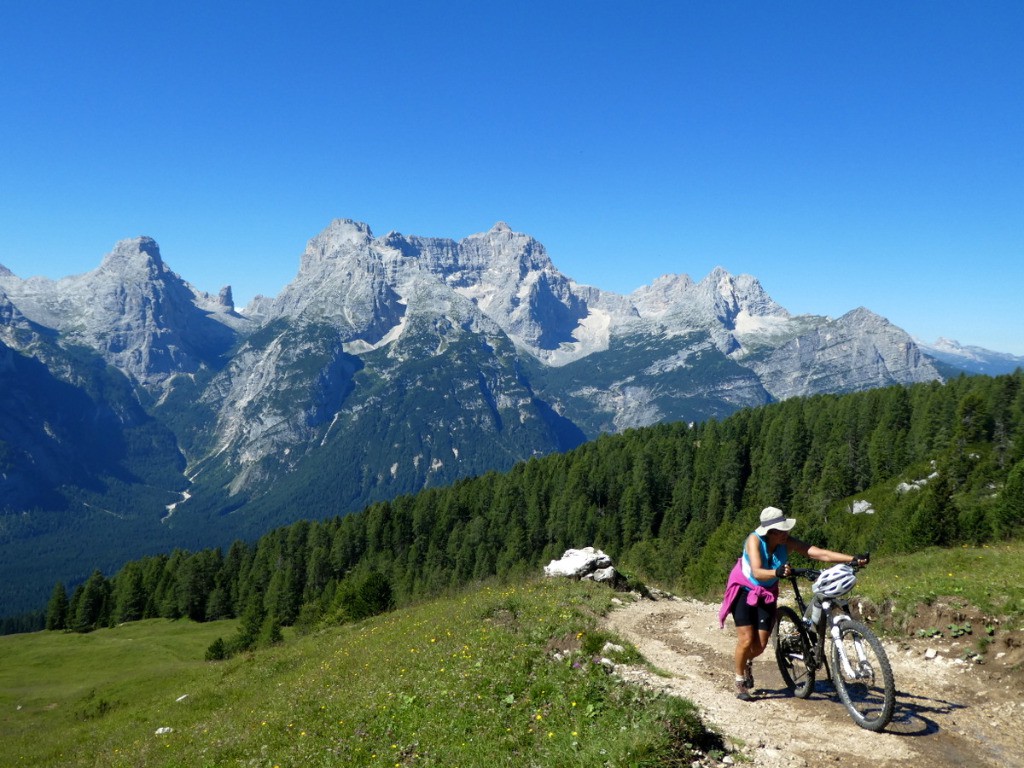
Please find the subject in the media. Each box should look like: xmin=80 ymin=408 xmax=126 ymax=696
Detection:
xmin=586 ymin=566 xmax=619 ymax=584
xmin=544 ymin=547 xmax=613 ymax=579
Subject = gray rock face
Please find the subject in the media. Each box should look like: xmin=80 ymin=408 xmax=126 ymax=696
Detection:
xmin=0 ymin=238 xmax=248 ymax=388
xmin=751 ymin=307 xmax=938 ymax=401
xmin=0 ymin=218 xmax=947 ymax=504
xmin=0 ymin=217 xmax=977 ymax=617
xmin=252 ymin=219 xmax=590 ymax=358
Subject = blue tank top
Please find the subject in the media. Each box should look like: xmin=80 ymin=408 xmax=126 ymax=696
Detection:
xmin=741 ymin=532 xmax=788 ymax=587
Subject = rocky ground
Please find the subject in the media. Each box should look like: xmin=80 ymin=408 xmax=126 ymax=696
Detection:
xmin=602 ymin=592 xmax=1024 ymax=767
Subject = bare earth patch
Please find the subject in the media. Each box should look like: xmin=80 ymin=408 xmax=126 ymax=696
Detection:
xmin=603 ymin=593 xmax=1024 ymax=768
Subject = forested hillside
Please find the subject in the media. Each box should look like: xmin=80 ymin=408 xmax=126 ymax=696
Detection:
xmin=40 ymin=371 xmax=1024 ymax=637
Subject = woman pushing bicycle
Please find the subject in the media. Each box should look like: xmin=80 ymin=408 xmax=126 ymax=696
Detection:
xmin=718 ymin=506 xmax=869 ymax=701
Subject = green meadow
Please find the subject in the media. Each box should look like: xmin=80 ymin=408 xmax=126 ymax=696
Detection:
xmin=1 ymin=579 xmax=716 ymax=767
xmin=4 ymin=543 xmax=1023 ymax=767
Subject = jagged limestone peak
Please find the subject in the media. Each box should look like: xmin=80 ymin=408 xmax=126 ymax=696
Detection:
xmin=100 ymin=236 xmax=166 ymax=276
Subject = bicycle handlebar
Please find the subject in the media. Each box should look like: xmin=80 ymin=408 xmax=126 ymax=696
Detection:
xmin=789 ymin=567 xmax=821 ymax=580
xmin=785 ymin=556 xmax=869 ymax=581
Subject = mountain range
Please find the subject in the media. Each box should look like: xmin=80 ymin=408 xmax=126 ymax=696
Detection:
xmin=1 ymin=219 xmax=1020 ymax=616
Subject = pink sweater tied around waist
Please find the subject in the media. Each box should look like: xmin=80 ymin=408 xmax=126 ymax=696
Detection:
xmin=718 ymin=557 xmax=779 ymax=628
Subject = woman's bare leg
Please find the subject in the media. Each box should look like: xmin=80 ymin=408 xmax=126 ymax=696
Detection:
xmin=735 ymin=625 xmax=762 ymax=676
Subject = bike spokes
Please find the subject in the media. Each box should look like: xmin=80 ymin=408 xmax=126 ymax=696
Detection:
xmin=773 ymin=606 xmax=814 ymax=699
xmin=829 ymin=620 xmax=895 ymax=731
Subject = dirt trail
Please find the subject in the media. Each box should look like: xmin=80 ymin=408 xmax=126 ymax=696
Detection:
xmin=603 ymin=593 xmax=1024 ymax=768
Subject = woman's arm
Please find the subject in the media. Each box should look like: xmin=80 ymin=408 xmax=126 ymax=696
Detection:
xmin=805 ymin=544 xmax=856 ymax=564
xmin=744 ymin=534 xmax=782 ymax=581
xmin=787 ymin=538 xmax=869 ymax=567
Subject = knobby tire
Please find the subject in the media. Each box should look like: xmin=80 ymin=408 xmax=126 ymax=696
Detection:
xmin=773 ymin=605 xmax=814 ymax=698
xmin=828 ymin=618 xmax=896 ymax=731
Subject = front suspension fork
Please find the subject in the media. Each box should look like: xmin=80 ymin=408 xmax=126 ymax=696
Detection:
xmin=829 ymin=609 xmax=864 ymax=678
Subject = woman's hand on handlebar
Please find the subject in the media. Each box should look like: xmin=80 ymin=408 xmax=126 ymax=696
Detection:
xmin=775 ymin=563 xmax=792 ymax=578
xmin=851 ymin=553 xmax=870 ymax=568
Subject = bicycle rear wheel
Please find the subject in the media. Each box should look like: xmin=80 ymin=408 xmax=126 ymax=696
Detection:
xmin=773 ymin=606 xmax=814 ymax=698
xmin=829 ymin=619 xmax=896 ymax=731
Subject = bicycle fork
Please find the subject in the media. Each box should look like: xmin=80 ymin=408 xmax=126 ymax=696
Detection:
xmin=827 ymin=607 xmax=869 ymax=680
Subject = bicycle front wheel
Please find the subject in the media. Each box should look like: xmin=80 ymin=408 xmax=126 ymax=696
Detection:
xmin=774 ymin=606 xmax=814 ymax=698
xmin=828 ymin=619 xmax=895 ymax=731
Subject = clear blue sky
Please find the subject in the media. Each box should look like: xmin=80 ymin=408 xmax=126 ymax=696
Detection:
xmin=2 ymin=2 xmax=1021 ymax=353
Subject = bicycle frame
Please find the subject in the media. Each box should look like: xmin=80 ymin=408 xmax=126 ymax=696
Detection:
xmin=775 ymin=565 xmax=897 ymax=731
xmin=787 ymin=569 xmax=856 ymax=677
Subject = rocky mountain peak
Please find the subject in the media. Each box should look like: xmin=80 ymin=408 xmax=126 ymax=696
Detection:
xmin=0 ymin=236 xmax=243 ymax=388
xmin=460 ymin=223 xmax=554 ymax=275
xmin=932 ymin=337 xmax=961 ymax=351
xmin=218 ymin=286 xmax=235 ymax=311
xmin=630 ymin=274 xmax=696 ymax=318
xmin=299 ymin=220 xmax=375 ymax=270
xmin=100 ymin=236 xmax=166 ymax=277
xmin=917 ymin=335 xmax=1024 ymax=375
xmin=694 ymin=268 xmax=786 ymax=326
xmin=839 ymin=306 xmax=883 ymax=325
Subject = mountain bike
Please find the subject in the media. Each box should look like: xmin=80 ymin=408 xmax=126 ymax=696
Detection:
xmin=772 ymin=564 xmax=896 ymax=731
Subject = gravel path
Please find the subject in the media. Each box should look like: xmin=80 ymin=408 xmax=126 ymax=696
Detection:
xmin=603 ymin=593 xmax=1024 ymax=767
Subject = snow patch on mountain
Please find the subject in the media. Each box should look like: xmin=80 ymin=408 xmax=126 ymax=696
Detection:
xmin=343 ymin=304 xmax=410 ymax=354
xmin=532 ymin=307 xmax=613 ymax=366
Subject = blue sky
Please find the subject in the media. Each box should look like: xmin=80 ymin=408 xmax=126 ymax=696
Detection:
xmin=2 ymin=2 xmax=1022 ymax=353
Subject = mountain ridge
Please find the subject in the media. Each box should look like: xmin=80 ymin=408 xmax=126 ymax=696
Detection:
xmin=0 ymin=217 xmax=1001 ymax=615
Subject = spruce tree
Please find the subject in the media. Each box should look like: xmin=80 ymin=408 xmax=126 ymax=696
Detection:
xmin=72 ymin=570 xmax=110 ymax=633
xmin=45 ymin=582 xmax=69 ymax=631
xmin=113 ymin=564 xmax=146 ymax=623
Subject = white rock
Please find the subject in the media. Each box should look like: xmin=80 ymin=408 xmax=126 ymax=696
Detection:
xmin=543 ymin=547 xmax=612 ymax=578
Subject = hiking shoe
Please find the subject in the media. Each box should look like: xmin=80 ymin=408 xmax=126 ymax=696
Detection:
xmin=744 ymin=660 xmax=754 ymax=689
xmin=735 ymin=679 xmax=753 ymax=702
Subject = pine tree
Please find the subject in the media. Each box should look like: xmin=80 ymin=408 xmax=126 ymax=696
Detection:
xmin=72 ymin=570 xmax=111 ymax=633
xmin=205 ymin=587 xmax=232 ymax=621
xmin=205 ymin=636 xmax=228 ymax=661
xmin=993 ymin=460 xmax=1024 ymax=539
xmin=232 ymin=591 xmax=267 ymax=653
xmin=112 ymin=563 xmax=146 ymax=623
xmin=45 ymin=582 xmax=69 ymax=631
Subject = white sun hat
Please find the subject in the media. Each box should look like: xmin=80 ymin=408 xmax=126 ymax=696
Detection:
xmin=755 ymin=506 xmax=796 ymax=536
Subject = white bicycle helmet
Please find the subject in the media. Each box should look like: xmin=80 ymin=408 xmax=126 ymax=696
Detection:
xmin=812 ymin=564 xmax=857 ymax=597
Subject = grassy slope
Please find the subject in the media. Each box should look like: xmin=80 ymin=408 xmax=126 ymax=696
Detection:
xmin=0 ymin=618 xmax=237 ymax=766
xmin=847 ymin=541 xmax=1024 ymax=628
xmin=3 ymin=543 xmax=1022 ymax=767
xmin=0 ymin=579 xmax=714 ymax=768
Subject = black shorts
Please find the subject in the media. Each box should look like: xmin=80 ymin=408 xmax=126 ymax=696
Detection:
xmin=731 ymin=590 xmax=777 ymax=631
